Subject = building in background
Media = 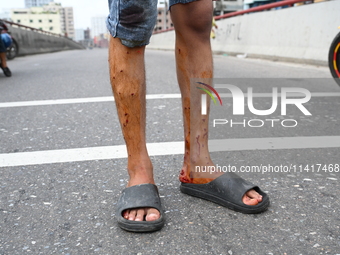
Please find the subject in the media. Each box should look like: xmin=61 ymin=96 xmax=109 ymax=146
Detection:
xmin=84 ymin=28 xmax=94 ymax=47
xmin=94 ymin=33 xmax=109 ymax=48
xmin=214 ymin=0 xmax=248 ymax=15
xmin=153 ymin=0 xmax=243 ymax=31
xmin=76 ymin=27 xmax=94 ymax=48
xmin=154 ymin=3 xmax=173 ymax=32
xmin=25 ymin=0 xmax=54 ymax=8
xmin=61 ymin=7 xmax=75 ymax=39
xmin=75 ymin=28 xmax=85 ymax=42
xmin=11 ymin=2 xmax=75 ymax=39
xmin=84 ymin=28 xmax=91 ymax=40
xmin=91 ymin=16 xmax=108 ymax=38
xmin=11 ymin=5 xmax=62 ymax=34
xmin=91 ymin=16 xmax=109 ymax=48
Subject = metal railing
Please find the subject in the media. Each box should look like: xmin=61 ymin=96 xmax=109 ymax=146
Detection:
xmin=0 ymin=18 xmax=71 ymax=40
xmin=153 ymin=0 xmax=319 ymax=34
xmin=215 ymin=0 xmax=316 ymax=20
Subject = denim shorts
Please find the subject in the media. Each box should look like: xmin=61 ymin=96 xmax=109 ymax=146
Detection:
xmin=106 ymin=0 xmax=197 ymax=48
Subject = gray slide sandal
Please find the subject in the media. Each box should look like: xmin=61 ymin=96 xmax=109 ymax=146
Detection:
xmin=116 ymin=184 xmax=165 ymax=232
xmin=180 ymin=172 xmax=270 ymax=214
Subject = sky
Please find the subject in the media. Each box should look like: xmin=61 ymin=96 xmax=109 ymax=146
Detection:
xmin=1 ymin=0 xmax=110 ymax=29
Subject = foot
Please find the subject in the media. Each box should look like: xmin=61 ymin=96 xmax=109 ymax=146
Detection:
xmin=122 ymin=206 xmax=160 ymax=222
xmin=122 ymin=170 xmax=161 ymax=222
xmin=0 ymin=64 xmax=11 ymax=77
xmin=179 ymin=159 xmax=263 ymax=206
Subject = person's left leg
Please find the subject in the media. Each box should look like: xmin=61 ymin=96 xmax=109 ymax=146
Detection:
xmin=0 ymin=52 xmax=7 ymax=67
xmin=170 ymin=0 xmax=262 ymax=205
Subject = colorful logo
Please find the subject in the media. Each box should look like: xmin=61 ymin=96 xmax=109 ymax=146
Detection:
xmin=196 ymin=82 xmax=223 ymax=106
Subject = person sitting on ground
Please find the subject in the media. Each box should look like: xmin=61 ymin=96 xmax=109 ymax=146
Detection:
xmin=0 ymin=21 xmax=12 ymax=77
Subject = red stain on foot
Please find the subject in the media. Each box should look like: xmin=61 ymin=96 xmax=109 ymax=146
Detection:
xmin=179 ymin=169 xmax=191 ymax=183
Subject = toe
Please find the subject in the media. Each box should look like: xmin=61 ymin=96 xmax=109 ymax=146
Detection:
xmin=247 ymin=189 xmax=263 ymax=202
xmin=243 ymin=195 xmax=259 ymax=206
xmin=123 ymin=208 xmax=160 ymax=221
xmin=123 ymin=209 xmax=130 ymax=219
xmin=242 ymin=189 xmax=264 ymax=205
xmin=128 ymin=209 xmax=138 ymax=221
xmin=145 ymin=208 xmax=160 ymax=221
xmin=135 ymin=208 xmax=146 ymax=221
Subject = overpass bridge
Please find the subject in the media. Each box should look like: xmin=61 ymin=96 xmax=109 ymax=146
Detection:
xmin=1 ymin=19 xmax=84 ymax=57
xmin=150 ymin=0 xmax=340 ymax=66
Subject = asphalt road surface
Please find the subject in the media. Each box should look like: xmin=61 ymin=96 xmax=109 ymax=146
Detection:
xmin=0 ymin=48 xmax=339 ymax=255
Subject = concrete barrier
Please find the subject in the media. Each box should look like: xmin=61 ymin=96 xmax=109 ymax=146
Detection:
xmin=148 ymin=0 xmax=340 ymax=65
xmin=8 ymin=26 xmax=85 ymax=56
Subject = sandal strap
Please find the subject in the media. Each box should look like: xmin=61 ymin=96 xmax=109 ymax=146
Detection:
xmin=206 ymin=172 xmax=259 ymax=205
xmin=116 ymin=184 xmax=163 ymax=216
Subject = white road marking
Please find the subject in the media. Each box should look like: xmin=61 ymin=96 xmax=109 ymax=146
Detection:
xmin=0 ymin=94 xmax=180 ymax=108
xmin=0 ymin=136 xmax=339 ymax=167
xmin=0 ymin=93 xmax=339 ymax=108
xmin=0 ymin=97 xmax=115 ymax=108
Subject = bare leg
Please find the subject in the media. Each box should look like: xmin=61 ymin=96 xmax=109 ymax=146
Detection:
xmin=0 ymin=52 xmax=11 ymax=77
xmin=108 ymin=37 xmax=160 ymax=221
xmin=0 ymin=52 xmax=8 ymax=68
xmin=170 ymin=0 xmax=262 ymax=205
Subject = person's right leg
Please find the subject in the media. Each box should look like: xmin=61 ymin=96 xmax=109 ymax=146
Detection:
xmin=107 ymin=0 xmax=161 ymax=223
xmin=108 ymin=37 xmax=160 ymax=222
